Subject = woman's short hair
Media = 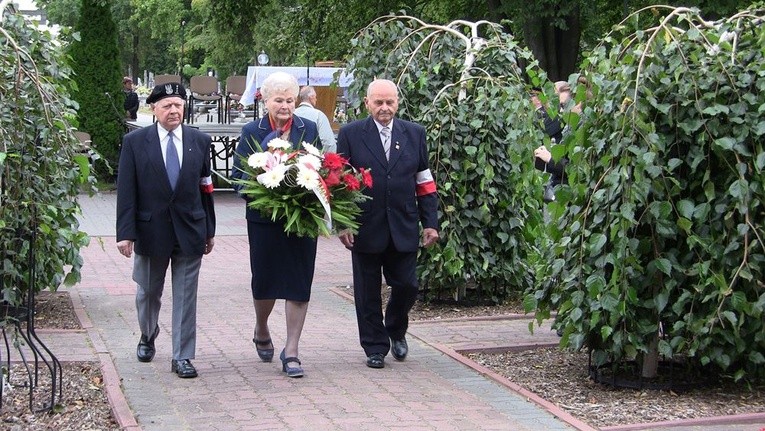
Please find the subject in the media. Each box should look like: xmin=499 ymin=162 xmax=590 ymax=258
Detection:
xmin=261 ymin=72 xmax=299 ymax=100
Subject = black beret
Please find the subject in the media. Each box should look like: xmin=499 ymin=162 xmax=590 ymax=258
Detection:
xmin=146 ymin=82 xmax=187 ymax=104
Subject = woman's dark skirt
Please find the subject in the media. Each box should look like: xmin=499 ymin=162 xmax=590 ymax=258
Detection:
xmin=247 ymin=221 xmax=317 ymax=301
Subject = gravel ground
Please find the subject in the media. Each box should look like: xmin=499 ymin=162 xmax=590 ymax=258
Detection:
xmin=469 ymin=348 xmax=765 ymax=429
xmin=1 ymin=292 xmax=118 ymax=430
xmin=390 ymin=287 xmax=765 ymax=428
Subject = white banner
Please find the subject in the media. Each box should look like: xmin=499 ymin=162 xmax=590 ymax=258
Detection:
xmin=241 ymin=66 xmax=353 ymax=106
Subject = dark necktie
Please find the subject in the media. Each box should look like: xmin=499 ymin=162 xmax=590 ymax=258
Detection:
xmin=381 ymin=126 xmax=391 ymax=160
xmin=166 ymin=131 xmax=180 ymax=190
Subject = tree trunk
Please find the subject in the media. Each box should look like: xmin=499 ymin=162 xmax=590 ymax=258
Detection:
xmin=641 ymin=330 xmax=659 ymax=378
xmin=557 ymin=4 xmax=581 ymax=79
xmin=131 ymin=33 xmax=139 ymax=84
xmin=522 ymin=5 xmax=582 ymax=81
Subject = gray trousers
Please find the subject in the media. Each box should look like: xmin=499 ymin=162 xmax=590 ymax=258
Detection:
xmin=133 ymin=251 xmax=201 ymax=361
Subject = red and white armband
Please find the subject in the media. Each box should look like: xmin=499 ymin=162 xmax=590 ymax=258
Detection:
xmin=415 ymin=169 xmax=437 ymax=196
xmin=199 ymin=175 xmax=214 ymax=194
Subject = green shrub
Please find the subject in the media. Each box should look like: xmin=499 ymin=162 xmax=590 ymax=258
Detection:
xmin=68 ymin=0 xmax=124 ymax=178
xmin=344 ymin=15 xmax=547 ymax=302
xmin=1 ymin=6 xmax=93 ymax=314
xmin=528 ymin=6 xmax=765 ymax=381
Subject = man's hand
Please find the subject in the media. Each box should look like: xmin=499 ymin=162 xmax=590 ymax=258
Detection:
xmin=117 ymin=240 xmax=134 ymax=258
xmin=338 ymin=230 xmax=354 ymax=250
xmin=531 ymin=94 xmax=543 ymax=110
xmin=534 ymin=145 xmax=552 ymax=163
xmin=204 ymin=237 xmax=215 ymax=255
xmin=421 ymin=228 xmax=439 ymax=248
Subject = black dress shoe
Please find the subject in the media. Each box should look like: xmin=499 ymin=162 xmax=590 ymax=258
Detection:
xmin=136 ymin=325 xmax=159 ymax=363
xmin=366 ymin=353 xmax=385 ymax=369
xmin=391 ymin=337 xmax=408 ymax=361
xmin=171 ymin=359 xmax=198 ymax=378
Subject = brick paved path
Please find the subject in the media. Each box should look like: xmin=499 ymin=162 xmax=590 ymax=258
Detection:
xmin=66 ymin=190 xmax=581 ymax=431
xmin=23 ymin=188 xmax=757 ymax=431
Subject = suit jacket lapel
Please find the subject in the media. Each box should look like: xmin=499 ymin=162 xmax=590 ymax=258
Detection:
xmin=362 ymin=117 xmax=388 ymax=168
xmin=387 ymin=121 xmax=404 ymax=170
xmin=289 ymin=115 xmax=308 ymax=148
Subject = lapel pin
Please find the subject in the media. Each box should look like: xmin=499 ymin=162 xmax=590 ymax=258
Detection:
xmin=395 ymin=142 xmax=400 ymax=150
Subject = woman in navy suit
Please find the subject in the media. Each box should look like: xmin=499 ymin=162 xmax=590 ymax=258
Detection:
xmin=231 ymin=72 xmax=319 ymax=378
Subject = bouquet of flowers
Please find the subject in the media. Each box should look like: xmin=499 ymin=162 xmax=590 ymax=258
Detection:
xmin=235 ymin=138 xmax=372 ymax=238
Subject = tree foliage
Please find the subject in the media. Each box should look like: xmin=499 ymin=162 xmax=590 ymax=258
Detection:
xmin=0 ymin=5 xmax=92 ymax=314
xmin=527 ymin=5 xmax=765 ymax=381
xmin=345 ymin=14 xmax=547 ymax=302
xmin=68 ymin=0 xmax=124 ymax=173
xmin=489 ymin=0 xmax=755 ymax=81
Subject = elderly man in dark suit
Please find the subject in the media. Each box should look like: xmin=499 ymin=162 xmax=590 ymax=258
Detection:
xmin=116 ymin=82 xmax=216 ymax=379
xmin=337 ymin=79 xmax=439 ymax=369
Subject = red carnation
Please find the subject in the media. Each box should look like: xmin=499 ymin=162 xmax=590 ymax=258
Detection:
xmin=360 ymin=168 xmax=373 ymax=188
xmin=343 ymin=173 xmax=361 ymax=191
xmin=323 ymin=153 xmax=346 ymax=170
xmin=324 ymin=170 xmax=341 ymax=187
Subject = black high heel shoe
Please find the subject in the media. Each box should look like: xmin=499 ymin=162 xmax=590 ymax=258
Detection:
xmin=253 ymin=332 xmax=274 ymax=362
xmin=279 ymin=349 xmax=304 ymax=378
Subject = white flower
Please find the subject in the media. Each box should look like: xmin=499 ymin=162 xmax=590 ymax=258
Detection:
xmin=247 ymin=152 xmax=270 ymax=169
xmin=267 ymin=138 xmax=292 ymax=151
xmin=295 ymin=165 xmax=321 ymax=190
xmin=302 ymin=141 xmax=321 ymax=156
xmin=257 ymin=164 xmax=288 ymax=188
xmin=297 ymin=153 xmax=322 ymax=171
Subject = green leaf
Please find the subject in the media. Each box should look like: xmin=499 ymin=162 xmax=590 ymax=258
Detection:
xmin=713 ymin=137 xmax=736 ymax=150
xmin=676 ymin=200 xmax=694 ymax=219
xmin=655 ymin=290 xmax=670 ymax=312
xmin=754 ymin=121 xmax=765 ymax=136
xmin=721 ymin=310 xmax=737 ymax=326
xmin=756 ymin=152 xmax=765 ymax=171
xmin=677 ymin=217 xmax=692 ymax=233
xmin=702 ymin=105 xmax=730 ymax=116
xmin=588 ymin=233 xmax=607 ymax=254
xmin=658 ymin=339 xmax=673 ymax=357
xmin=73 ymin=154 xmax=90 ymax=184
xmin=522 ymin=294 xmax=537 ymax=313
xmin=654 ymin=258 xmax=672 ymax=276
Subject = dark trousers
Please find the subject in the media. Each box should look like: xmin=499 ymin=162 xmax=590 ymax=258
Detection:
xmin=351 ymin=245 xmax=418 ymax=356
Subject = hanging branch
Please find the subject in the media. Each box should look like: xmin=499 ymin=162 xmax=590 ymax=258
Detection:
xmin=367 ymin=15 xmax=501 ymax=102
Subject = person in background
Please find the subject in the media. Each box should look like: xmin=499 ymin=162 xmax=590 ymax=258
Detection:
xmin=294 ymin=85 xmax=337 ymax=153
xmin=116 ymin=82 xmax=216 ymax=379
xmin=533 ymin=78 xmax=589 ymax=201
xmin=123 ymin=76 xmax=139 ymax=120
xmin=231 ymin=72 xmax=320 ymax=378
xmin=336 ymin=79 xmax=440 ymax=369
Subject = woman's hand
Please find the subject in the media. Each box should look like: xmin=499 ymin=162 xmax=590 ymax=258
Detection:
xmin=534 ymin=145 xmax=552 ymax=163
